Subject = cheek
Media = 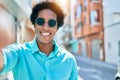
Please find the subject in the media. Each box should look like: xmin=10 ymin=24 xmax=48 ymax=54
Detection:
xmin=54 ymin=30 xmax=57 ymax=34
xmin=52 ymin=27 xmax=58 ymax=33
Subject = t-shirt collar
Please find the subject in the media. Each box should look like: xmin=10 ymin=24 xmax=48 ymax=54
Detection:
xmin=31 ymin=38 xmax=60 ymax=58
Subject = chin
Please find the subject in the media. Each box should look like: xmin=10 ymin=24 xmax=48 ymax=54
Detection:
xmin=39 ymin=39 xmax=53 ymax=44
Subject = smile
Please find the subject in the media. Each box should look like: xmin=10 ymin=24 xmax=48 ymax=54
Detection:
xmin=41 ymin=32 xmax=51 ymax=36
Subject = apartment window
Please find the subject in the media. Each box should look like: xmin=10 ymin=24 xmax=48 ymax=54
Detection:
xmin=76 ymin=5 xmax=82 ymax=18
xmin=90 ymin=10 xmax=100 ymax=26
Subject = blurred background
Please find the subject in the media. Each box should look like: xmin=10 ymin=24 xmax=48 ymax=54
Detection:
xmin=0 ymin=0 xmax=119 ymax=80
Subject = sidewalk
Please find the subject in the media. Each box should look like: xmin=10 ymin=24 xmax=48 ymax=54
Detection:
xmin=74 ymin=54 xmax=117 ymax=71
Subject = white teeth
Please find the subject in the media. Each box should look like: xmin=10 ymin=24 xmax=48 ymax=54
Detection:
xmin=41 ymin=32 xmax=50 ymax=36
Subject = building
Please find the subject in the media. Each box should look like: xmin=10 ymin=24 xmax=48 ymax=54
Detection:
xmin=0 ymin=4 xmax=16 ymax=48
xmin=0 ymin=0 xmax=35 ymax=43
xmin=103 ymin=0 xmax=120 ymax=64
xmin=73 ymin=0 xmax=104 ymax=61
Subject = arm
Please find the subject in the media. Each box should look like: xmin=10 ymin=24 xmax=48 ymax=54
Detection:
xmin=0 ymin=49 xmax=4 ymax=72
xmin=0 ymin=45 xmax=20 ymax=74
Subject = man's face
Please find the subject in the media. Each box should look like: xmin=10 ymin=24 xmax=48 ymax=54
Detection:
xmin=34 ymin=9 xmax=58 ymax=44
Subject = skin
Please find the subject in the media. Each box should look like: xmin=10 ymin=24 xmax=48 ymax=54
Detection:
xmin=34 ymin=9 xmax=58 ymax=55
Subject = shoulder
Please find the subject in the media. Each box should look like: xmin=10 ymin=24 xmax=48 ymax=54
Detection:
xmin=2 ymin=41 xmax=32 ymax=53
xmin=3 ymin=43 xmax=22 ymax=50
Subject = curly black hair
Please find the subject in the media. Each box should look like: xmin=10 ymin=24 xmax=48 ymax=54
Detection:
xmin=30 ymin=1 xmax=66 ymax=28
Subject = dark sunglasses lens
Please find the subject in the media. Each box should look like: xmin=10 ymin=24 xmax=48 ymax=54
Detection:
xmin=48 ymin=19 xmax=56 ymax=27
xmin=36 ymin=18 xmax=44 ymax=26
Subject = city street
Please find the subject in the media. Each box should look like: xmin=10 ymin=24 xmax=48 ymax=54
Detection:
xmin=0 ymin=0 xmax=120 ymax=80
xmin=74 ymin=54 xmax=117 ymax=80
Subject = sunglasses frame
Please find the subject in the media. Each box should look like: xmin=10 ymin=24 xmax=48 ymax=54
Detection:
xmin=35 ymin=17 xmax=57 ymax=27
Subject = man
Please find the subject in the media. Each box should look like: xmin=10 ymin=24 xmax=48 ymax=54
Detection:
xmin=0 ymin=1 xmax=78 ymax=80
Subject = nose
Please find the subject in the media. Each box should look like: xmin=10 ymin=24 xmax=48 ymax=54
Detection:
xmin=43 ymin=22 xmax=49 ymax=29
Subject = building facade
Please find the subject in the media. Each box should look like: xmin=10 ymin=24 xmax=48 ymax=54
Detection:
xmin=74 ymin=0 xmax=104 ymax=61
xmin=103 ymin=0 xmax=120 ymax=64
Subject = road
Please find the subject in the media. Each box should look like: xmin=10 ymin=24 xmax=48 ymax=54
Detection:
xmin=75 ymin=54 xmax=117 ymax=80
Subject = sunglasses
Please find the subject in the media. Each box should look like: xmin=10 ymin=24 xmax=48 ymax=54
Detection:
xmin=35 ymin=17 xmax=57 ymax=27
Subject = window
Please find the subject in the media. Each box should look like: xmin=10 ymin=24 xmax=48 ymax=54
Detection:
xmin=76 ymin=5 xmax=82 ymax=18
xmin=90 ymin=10 xmax=100 ymax=26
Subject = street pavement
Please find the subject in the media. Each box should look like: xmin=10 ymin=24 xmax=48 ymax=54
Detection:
xmin=74 ymin=54 xmax=117 ymax=80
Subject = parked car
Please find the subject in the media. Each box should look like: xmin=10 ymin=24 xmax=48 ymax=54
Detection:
xmin=115 ymin=72 xmax=120 ymax=80
xmin=115 ymin=58 xmax=120 ymax=80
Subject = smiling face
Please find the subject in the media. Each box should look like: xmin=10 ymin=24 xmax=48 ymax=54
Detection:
xmin=34 ymin=9 xmax=58 ymax=44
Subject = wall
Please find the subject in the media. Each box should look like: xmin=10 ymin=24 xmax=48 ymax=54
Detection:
xmin=103 ymin=0 xmax=120 ymax=64
xmin=104 ymin=23 xmax=120 ymax=64
xmin=0 ymin=4 xmax=15 ymax=48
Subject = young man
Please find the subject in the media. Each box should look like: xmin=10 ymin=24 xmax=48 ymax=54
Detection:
xmin=0 ymin=1 xmax=78 ymax=80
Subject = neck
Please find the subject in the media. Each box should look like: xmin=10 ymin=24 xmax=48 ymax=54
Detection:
xmin=36 ymin=40 xmax=54 ymax=55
